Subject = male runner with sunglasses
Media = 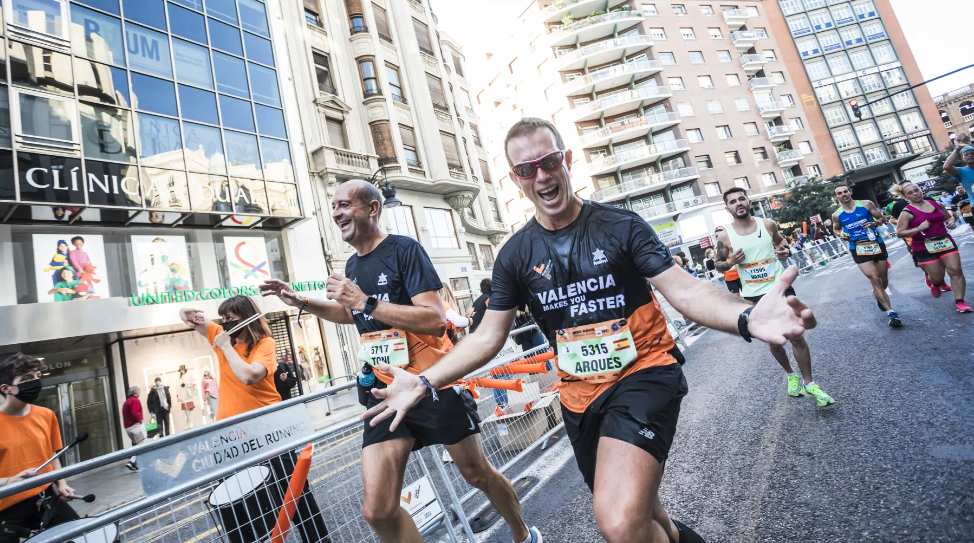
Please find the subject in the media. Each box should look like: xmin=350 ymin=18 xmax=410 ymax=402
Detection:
xmin=360 ymin=118 xmax=816 ymax=543
xmin=259 ymin=180 xmax=540 ymax=543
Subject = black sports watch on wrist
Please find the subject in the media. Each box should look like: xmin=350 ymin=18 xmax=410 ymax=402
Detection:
xmin=738 ymin=306 xmax=754 ymax=343
xmin=363 ymin=295 xmax=379 ymax=316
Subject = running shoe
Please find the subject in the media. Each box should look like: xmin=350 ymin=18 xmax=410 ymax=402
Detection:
xmin=125 ymin=461 xmax=138 ymax=471
xmin=957 ymin=302 xmax=973 ymax=313
xmin=930 ymin=283 xmax=942 ymax=298
xmin=888 ymin=312 xmax=902 ymax=328
xmin=925 ymin=276 xmax=932 ymax=288
xmin=941 ymin=283 xmax=953 ymax=292
xmin=787 ymin=374 xmax=805 ymax=397
xmin=524 ymin=526 xmax=543 ymax=543
xmin=804 ymin=384 xmax=835 ymax=407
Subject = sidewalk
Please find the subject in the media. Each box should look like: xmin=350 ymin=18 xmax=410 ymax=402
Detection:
xmin=70 ymin=388 xmax=364 ymax=517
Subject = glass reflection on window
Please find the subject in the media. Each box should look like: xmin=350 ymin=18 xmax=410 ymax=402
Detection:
xmin=224 ymin=130 xmax=261 ymax=178
xmin=85 ymin=160 xmax=140 ymax=207
xmin=260 ymin=137 xmax=292 ymax=182
xmin=243 ymin=33 xmax=274 ymax=67
xmin=70 ymin=4 xmax=126 ymax=67
xmin=232 ymin=177 xmax=268 ymax=214
xmin=219 ymin=95 xmax=254 ymax=132
xmin=75 ymin=59 xmax=129 ymax=107
xmin=126 ymin=24 xmax=173 ymax=78
xmin=19 ymin=93 xmax=74 ymax=141
xmin=173 ymin=38 xmax=213 ymax=89
xmin=239 ymin=0 xmax=269 ymax=37
xmin=248 ymin=63 xmax=280 ymax=106
xmin=122 ymin=0 xmax=165 ymax=31
xmin=266 ymin=181 xmax=299 ymax=216
xmin=74 ymin=0 xmax=120 ymax=15
xmin=141 ymin=167 xmax=190 ymax=210
xmin=209 ymin=18 xmax=243 ymax=56
xmin=187 ymin=172 xmax=232 ymax=212
xmin=254 ymin=104 xmax=285 ymax=138
xmin=0 ymin=87 xmax=12 ymax=148
xmin=169 ymin=3 xmax=207 ymax=44
xmin=183 ymin=122 xmax=226 ymax=174
xmin=170 ymin=0 xmax=203 ymax=11
xmin=206 ymin=0 xmax=238 ymax=25
xmin=79 ymin=103 xmax=136 ymax=163
xmin=137 ymin=113 xmax=184 ymax=169
xmin=214 ymin=52 xmax=249 ymax=98
xmin=13 ymin=0 xmax=63 ymax=37
xmin=178 ymin=85 xmax=218 ymax=124
xmin=10 ymin=43 xmax=75 ymax=97
xmin=131 ymin=73 xmax=177 ymax=116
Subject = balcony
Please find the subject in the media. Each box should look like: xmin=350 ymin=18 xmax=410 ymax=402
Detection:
xmin=591 ymin=166 xmax=700 ymax=203
xmin=739 ymin=54 xmax=768 ymax=74
xmin=757 ymin=100 xmax=787 ymax=118
xmin=579 ymin=111 xmax=681 ymax=149
xmin=548 ymin=9 xmax=645 ymax=47
xmin=312 ymin=146 xmax=377 ymax=176
xmin=635 ymin=195 xmax=708 ymax=222
xmin=572 ymin=85 xmax=672 ymax=122
xmin=540 ymin=0 xmax=631 ymax=23
xmin=555 ymin=34 xmax=653 ymax=71
xmin=722 ymin=8 xmax=750 ymax=29
xmin=786 ymin=176 xmax=809 ymax=187
xmin=767 ymin=125 xmax=795 ymax=142
xmin=588 ymin=139 xmax=690 ymax=176
xmin=776 ymin=149 xmax=804 ymax=166
xmin=731 ymin=30 xmax=764 ymax=50
xmin=563 ymin=60 xmax=663 ymax=96
xmin=748 ymin=77 xmax=776 ymax=91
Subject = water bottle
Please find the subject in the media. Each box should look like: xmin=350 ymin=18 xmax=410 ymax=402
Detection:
xmin=866 ymin=227 xmax=876 ymax=241
xmin=357 ymin=363 xmax=375 ymax=406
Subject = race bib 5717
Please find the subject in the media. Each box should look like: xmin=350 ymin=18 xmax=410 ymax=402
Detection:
xmin=359 ymin=329 xmax=409 ymax=368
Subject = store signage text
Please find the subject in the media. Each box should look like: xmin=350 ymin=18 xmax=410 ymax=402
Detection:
xmin=131 ymin=281 xmax=326 ymax=306
xmin=884 ymin=129 xmax=931 ymax=146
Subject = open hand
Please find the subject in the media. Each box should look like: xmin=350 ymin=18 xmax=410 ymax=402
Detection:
xmin=326 ymin=274 xmax=367 ymax=311
xmin=774 ymin=245 xmax=791 ymax=260
xmin=748 ymin=266 xmax=816 ymax=345
xmin=728 ymin=248 xmax=746 ymax=266
xmin=56 ymin=480 xmax=75 ymax=501
xmin=213 ymin=330 xmax=232 ymax=350
xmin=360 ymin=364 xmax=426 ymax=432
xmin=180 ymin=308 xmax=206 ymax=327
xmin=259 ymin=279 xmax=305 ymax=308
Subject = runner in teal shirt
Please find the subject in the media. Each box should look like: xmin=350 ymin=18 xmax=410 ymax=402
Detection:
xmin=944 ymin=137 xmax=974 ymax=201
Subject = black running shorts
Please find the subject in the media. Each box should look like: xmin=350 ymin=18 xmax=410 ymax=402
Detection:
xmin=563 ymin=364 xmax=687 ymax=491
xmin=850 ymin=241 xmax=889 ymax=264
xmin=912 ymin=235 xmax=960 ymax=266
xmin=363 ymin=381 xmax=481 ymax=451
xmin=744 ymin=286 xmax=797 ymax=305
xmin=726 ymin=277 xmax=743 ymax=294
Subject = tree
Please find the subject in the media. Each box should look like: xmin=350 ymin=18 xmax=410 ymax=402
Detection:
xmin=771 ymin=175 xmax=844 ymax=227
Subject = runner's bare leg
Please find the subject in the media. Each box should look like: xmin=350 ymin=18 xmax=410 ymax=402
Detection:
xmin=593 ymin=437 xmax=670 ymax=543
xmin=789 ymin=335 xmax=814 ymax=384
xmin=361 ymin=437 xmax=424 ymax=543
xmin=941 ymin=253 xmax=967 ymax=301
xmin=445 ymin=434 xmax=530 ymax=541
xmin=768 ymin=343 xmax=795 ymax=374
xmin=857 ymin=261 xmax=892 ymax=311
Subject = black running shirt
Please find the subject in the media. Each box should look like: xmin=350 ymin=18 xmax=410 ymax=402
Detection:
xmin=489 ymin=201 xmax=677 ymax=412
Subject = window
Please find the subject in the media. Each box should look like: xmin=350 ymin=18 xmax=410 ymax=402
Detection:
xmin=808 ymin=164 xmax=822 ymax=177
xmin=799 ymin=141 xmax=813 ymax=154
xmin=650 ymin=28 xmax=666 ymax=39
xmin=643 ymin=3 xmax=658 ymax=15
xmin=668 ymin=77 xmax=685 ymax=91
xmin=370 ymin=121 xmax=396 ymax=162
xmin=386 ymin=64 xmax=405 ymax=103
xmin=413 ymin=18 xmax=433 ymax=53
xmin=779 ymin=0 xmax=802 ymax=15
xmin=707 ymin=99 xmax=723 ymax=114
xmin=826 ymin=52 xmax=852 ymax=75
xmin=427 ymin=74 xmax=446 ymax=109
xmin=781 ymin=94 xmax=795 ymax=107
xmin=832 ymin=127 xmax=857 ymax=149
xmin=882 ymin=68 xmax=907 ymax=87
xmin=863 ymin=145 xmax=887 ymax=165
xmin=763 ymin=50 xmax=778 ymax=62
xmin=732 ymin=97 xmax=749 ymax=111
xmin=440 ymin=131 xmax=462 ymax=170
xmin=909 ymin=135 xmax=933 ymax=154
xmin=815 ymin=84 xmax=838 ymax=103
xmin=842 ymin=151 xmax=865 ymax=170
xmin=870 ymin=42 xmax=896 ymax=64
xmin=892 ymin=91 xmax=916 ymax=110
xmin=705 ymin=182 xmax=722 ymax=196
xmin=771 ymin=72 xmax=786 ymax=84
xmin=791 ymin=117 xmax=805 ymax=130
xmin=726 ymin=74 xmax=741 ymax=87
xmin=487 ymin=198 xmax=501 ymax=222
xmin=358 ymin=58 xmax=379 ymax=96
xmin=677 ymin=102 xmax=695 ymax=116
xmin=326 ymin=117 xmax=347 ymax=148
xmin=854 ymin=0 xmax=877 ymax=19
xmin=762 ymin=172 xmax=778 ymax=186
xmin=687 ymin=128 xmax=704 ymax=143
xmin=659 ymin=52 xmax=677 ymax=65
xmin=817 ymin=30 xmax=842 ymax=52
xmin=855 ymin=121 xmax=879 ymax=144
xmin=466 ymin=242 xmax=480 ymax=270
xmin=870 ymin=96 xmax=892 ymax=115
xmin=734 ymin=177 xmax=750 ymax=189
xmin=859 ymin=73 xmax=883 ymax=93
xmin=717 ymin=50 xmax=733 ymax=63
xmin=837 ymin=79 xmax=861 ymax=99
xmin=424 ymin=208 xmax=459 ymax=249
xmin=899 ymin=111 xmax=924 ymax=132
xmin=698 ymin=75 xmax=714 ymax=89
xmin=681 ymin=27 xmax=696 ymax=40
xmin=796 ymin=36 xmax=821 ymax=58
xmin=305 ymin=7 xmax=322 ymax=26
xmin=373 ymin=4 xmax=392 ymax=42
xmin=876 ymin=116 xmax=901 ymax=137
xmin=861 ymin=20 xmax=886 ymax=41
xmin=830 ymin=3 xmax=855 ymax=24
xmin=823 ymin=104 xmax=849 ymax=126
xmin=689 ymin=51 xmax=705 ymax=64
xmin=805 ymin=59 xmax=830 ymax=80
xmin=700 ymin=5 xmax=714 ymax=15
xmin=696 ymin=155 xmax=713 ymax=169
xmin=480 ymin=244 xmax=496 ymax=270
xmin=787 ymin=15 xmax=812 ymax=36
xmin=725 ymin=150 xmax=742 ymax=165
xmin=673 ymin=4 xmax=687 ymax=15
xmin=708 ymin=27 xmax=722 ymax=39
xmin=717 ymin=125 xmax=733 ymax=139
xmin=809 ymin=9 xmax=834 ymax=30
xmin=14 ymin=0 xmax=69 ymax=37
xmin=387 ymin=205 xmax=417 ymax=239
xmin=848 ymin=48 xmax=874 ymax=71
xmin=400 ymin=125 xmax=420 ymax=167
xmin=744 ymin=122 xmax=759 ymax=135
xmin=753 ymin=147 xmax=769 ymax=161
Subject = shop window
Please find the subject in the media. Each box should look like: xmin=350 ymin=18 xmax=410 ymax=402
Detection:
xmin=467 ymin=242 xmax=480 ymax=270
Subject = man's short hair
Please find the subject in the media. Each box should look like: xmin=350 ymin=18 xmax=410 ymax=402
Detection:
xmin=0 ymin=353 xmax=41 ymax=388
xmin=353 ymin=181 xmax=384 ymax=217
xmin=503 ymin=118 xmax=566 ymax=167
xmin=722 ymin=186 xmax=748 ymax=203
xmin=480 ymin=278 xmax=492 ymax=294
xmin=833 ymin=183 xmax=851 ymax=194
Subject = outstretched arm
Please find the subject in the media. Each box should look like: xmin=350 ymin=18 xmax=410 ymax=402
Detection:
xmin=179 ymin=308 xmax=210 ymax=337
xmin=260 ymin=279 xmax=353 ymax=324
xmin=945 ymin=134 xmax=969 ymax=178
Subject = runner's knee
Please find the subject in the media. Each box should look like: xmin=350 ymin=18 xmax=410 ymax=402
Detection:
xmin=596 ymin=505 xmax=662 ymax=543
xmin=788 ymin=335 xmax=807 ymax=349
xmin=362 ymin=494 xmax=401 ymax=528
xmin=769 ymin=342 xmax=787 ymax=355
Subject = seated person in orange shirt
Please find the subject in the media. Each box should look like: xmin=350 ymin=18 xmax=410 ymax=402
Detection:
xmin=0 ymin=354 xmax=77 ymax=540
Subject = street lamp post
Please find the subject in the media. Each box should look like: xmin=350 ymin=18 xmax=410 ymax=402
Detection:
xmin=369 ymin=167 xmax=402 ymax=208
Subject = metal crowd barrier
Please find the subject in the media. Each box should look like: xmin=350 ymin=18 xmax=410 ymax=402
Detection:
xmin=785 ymin=238 xmax=849 ymax=274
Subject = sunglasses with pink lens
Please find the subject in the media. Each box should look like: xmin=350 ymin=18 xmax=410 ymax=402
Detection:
xmin=510 ymin=150 xmax=566 ymax=179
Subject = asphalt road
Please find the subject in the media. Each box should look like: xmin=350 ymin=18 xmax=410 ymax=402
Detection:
xmin=480 ymin=231 xmax=974 ymax=543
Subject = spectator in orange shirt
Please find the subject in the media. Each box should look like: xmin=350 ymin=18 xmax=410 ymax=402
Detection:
xmin=179 ymin=296 xmax=280 ymax=420
xmin=0 ymin=354 xmax=78 ymax=536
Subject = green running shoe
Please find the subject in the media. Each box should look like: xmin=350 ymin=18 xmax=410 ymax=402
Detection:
xmin=804 ymin=383 xmax=834 ymax=406
xmin=787 ymin=374 xmax=805 ymax=397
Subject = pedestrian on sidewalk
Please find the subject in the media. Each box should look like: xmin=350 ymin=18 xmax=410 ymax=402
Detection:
xmin=201 ymin=370 xmax=218 ymax=423
xmin=274 ymin=360 xmax=297 ymax=401
xmin=146 ymin=378 xmax=171 ymax=437
xmin=122 ymin=387 xmax=145 ymax=471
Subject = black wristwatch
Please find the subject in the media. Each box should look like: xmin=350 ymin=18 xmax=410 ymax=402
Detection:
xmin=738 ymin=306 xmax=754 ymax=343
xmin=363 ymin=295 xmax=378 ymax=316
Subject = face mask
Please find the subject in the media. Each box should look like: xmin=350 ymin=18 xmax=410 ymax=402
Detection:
xmin=221 ymin=320 xmax=244 ymax=339
xmin=10 ymin=378 xmax=42 ymax=404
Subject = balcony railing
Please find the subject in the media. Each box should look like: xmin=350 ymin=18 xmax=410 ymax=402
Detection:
xmin=351 ymin=25 xmax=369 ymax=35
xmin=589 ymin=139 xmax=689 ymax=172
xmin=334 ymin=149 xmax=371 ymax=170
xmin=635 ymin=195 xmax=707 ymax=222
xmin=548 ymin=9 xmax=641 ymax=38
xmin=319 ymin=84 xmax=337 ymax=95
xmin=748 ymin=77 xmax=776 ymax=90
xmin=786 ymin=176 xmax=809 ymax=186
xmin=363 ymin=88 xmax=382 ymax=98
xmin=432 ymin=103 xmax=450 ymax=113
xmin=555 ymin=34 xmax=653 ymax=64
xmin=731 ymin=30 xmax=765 ymax=45
xmin=775 ymin=149 xmax=804 ymax=164
xmin=572 ymin=85 xmax=671 ymax=119
xmin=579 ymin=111 xmax=681 ymax=147
xmin=757 ymin=100 xmax=787 ymax=114
xmin=591 ymin=166 xmax=699 ymax=202
xmin=564 ymin=60 xmax=662 ymax=94
xmin=406 ymin=158 xmax=423 ymax=168
xmin=739 ymin=54 xmax=766 ymax=68
xmin=418 ymin=45 xmax=435 ymax=57
xmin=391 ymin=93 xmax=408 ymax=105
xmin=767 ymin=125 xmax=795 ymax=139
xmin=965 ymin=113 xmax=974 ymax=122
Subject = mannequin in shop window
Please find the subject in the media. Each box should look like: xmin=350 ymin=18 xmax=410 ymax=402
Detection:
xmin=312 ymin=347 xmax=325 ymax=383
xmin=201 ymin=370 xmax=219 ymax=423
xmin=296 ymin=347 xmax=313 ymax=388
xmin=176 ymin=366 xmax=198 ymax=430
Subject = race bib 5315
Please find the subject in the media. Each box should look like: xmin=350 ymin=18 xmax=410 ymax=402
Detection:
xmin=359 ymin=329 xmax=409 ymax=368
xmin=556 ymin=319 xmax=636 ymax=383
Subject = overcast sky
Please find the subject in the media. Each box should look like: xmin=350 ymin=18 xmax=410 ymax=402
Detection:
xmin=433 ymin=0 xmax=974 ymax=97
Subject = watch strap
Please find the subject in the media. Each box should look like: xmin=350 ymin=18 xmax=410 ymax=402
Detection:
xmin=738 ymin=306 xmax=754 ymax=343
xmin=363 ymin=296 xmax=378 ymax=316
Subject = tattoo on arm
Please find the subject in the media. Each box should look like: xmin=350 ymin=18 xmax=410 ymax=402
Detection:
xmin=714 ymin=240 xmax=731 ymax=272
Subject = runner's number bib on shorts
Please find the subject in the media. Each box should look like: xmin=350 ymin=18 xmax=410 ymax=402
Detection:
xmin=556 ymin=319 xmax=636 ymax=383
xmin=359 ymin=329 xmax=409 ymax=368
xmin=855 ymin=241 xmax=881 ymax=256
xmin=740 ymin=258 xmax=776 ymax=285
xmin=924 ymin=237 xmax=955 ymax=254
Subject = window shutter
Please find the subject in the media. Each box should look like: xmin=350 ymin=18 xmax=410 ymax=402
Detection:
xmin=440 ymin=132 xmax=460 ymax=166
xmin=345 ymin=0 xmax=363 ymax=16
xmin=304 ymin=0 xmax=319 ymax=13
xmin=370 ymin=122 xmax=395 ymax=159
xmin=413 ymin=19 xmax=432 ymax=52
xmin=479 ymin=159 xmax=490 ymax=180
xmin=399 ymin=125 xmax=416 ymax=149
xmin=373 ymin=5 xmax=390 ymax=38
xmin=426 ymin=74 xmax=445 ymax=107
xmin=326 ymin=118 xmax=347 ymax=148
